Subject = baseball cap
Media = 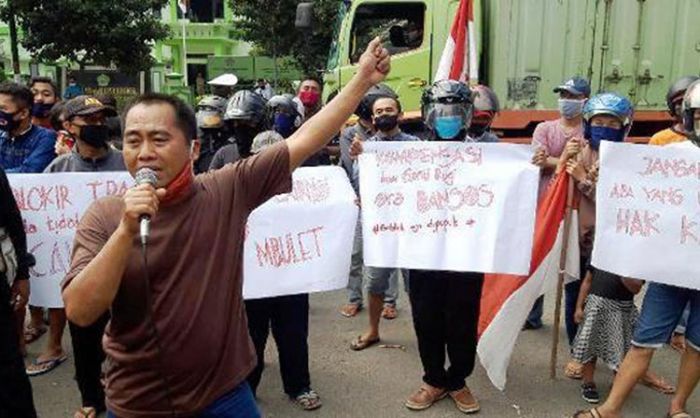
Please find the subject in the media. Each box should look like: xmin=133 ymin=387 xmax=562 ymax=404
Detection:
xmin=250 ymin=130 xmax=285 ymax=154
xmin=553 ymin=76 xmax=591 ymax=97
xmin=64 ymin=95 xmax=117 ymax=119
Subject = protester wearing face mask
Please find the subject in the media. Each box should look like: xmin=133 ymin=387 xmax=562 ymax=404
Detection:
xmin=63 ymin=76 xmax=84 ymax=100
xmin=393 ymin=79 xmax=484 ymax=414
xmin=525 ymin=76 xmax=590 ymax=334
xmin=209 ymin=90 xmax=267 ymax=170
xmin=295 ymin=78 xmax=323 ymax=120
xmin=0 ymin=81 xmax=57 ymax=174
xmin=43 ymin=95 xmax=125 ymax=418
xmin=339 ymin=84 xmax=402 ymax=320
xmin=193 ymin=95 xmax=229 ymax=174
xmin=242 ymin=98 xmax=325 ymax=411
xmin=348 ymin=95 xmax=418 ymax=352
xmin=467 ymin=84 xmax=501 ymax=143
xmin=29 ymin=77 xmax=60 ymax=130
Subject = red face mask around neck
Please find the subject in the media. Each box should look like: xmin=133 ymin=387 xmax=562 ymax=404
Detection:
xmin=160 ymin=160 xmax=194 ymax=205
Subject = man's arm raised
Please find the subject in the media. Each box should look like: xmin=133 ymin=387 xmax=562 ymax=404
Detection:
xmin=286 ymin=37 xmax=390 ymax=171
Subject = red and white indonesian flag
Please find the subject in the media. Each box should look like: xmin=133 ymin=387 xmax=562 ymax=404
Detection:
xmin=435 ymin=0 xmax=478 ymax=83
xmin=477 ymin=172 xmax=580 ymax=390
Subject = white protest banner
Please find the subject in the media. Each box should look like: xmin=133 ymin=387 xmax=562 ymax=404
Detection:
xmin=8 ymin=172 xmax=134 ymax=308
xmin=592 ymin=141 xmax=700 ymax=290
xmin=243 ymin=166 xmax=358 ymax=299
xmin=358 ymin=142 xmax=538 ymax=274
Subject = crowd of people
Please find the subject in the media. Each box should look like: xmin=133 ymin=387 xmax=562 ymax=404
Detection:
xmin=0 ymin=38 xmax=698 ymax=418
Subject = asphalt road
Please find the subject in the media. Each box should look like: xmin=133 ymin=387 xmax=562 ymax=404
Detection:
xmin=28 ymin=288 xmax=697 ymax=418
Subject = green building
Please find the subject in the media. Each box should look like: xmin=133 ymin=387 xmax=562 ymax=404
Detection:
xmin=0 ymin=0 xmax=253 ymax=103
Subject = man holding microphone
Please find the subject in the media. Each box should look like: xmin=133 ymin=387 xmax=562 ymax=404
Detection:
xmin=61 ymin=39 xmax=390 ymax=418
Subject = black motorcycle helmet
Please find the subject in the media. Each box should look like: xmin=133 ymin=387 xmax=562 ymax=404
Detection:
xmin=421 ymin=80 xmax=474 ymax=140
xmin=356 ymin=84 xmax=398 ymax=121
xmin=265 ymin=94 xmax=302 ymax=129
xmin=224 ymin=90 xmax=267 ymax=127
xmin=667 ymin=75 xmax=700 ymax=117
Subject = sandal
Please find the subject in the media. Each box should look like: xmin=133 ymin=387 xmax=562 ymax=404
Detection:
xmin=26 ymin=354 xmax=68 ymax=377
xmin=350 ymin=335 xmax=380 ymax=351
xmin=340 ymin=303 xmax=362 ymax=318
xmin=573 ymin=408 xmax=602 ymax=418
xmin=565 ymin=360 xmax=583 ymax=380
xmin=641 ymin=372 xmax=676 ymax=395
xmin=381 ymin=305 xmax=397 ymax=320
xmin=293 ymin=389 xmax=322 ymax=411
xmin=23 ymin=325 xmax=47 ymax=344
xmin=74 ymin=407 xmax=96 ymax=418
xmin=667 ymin=412 xmax=692 ymax=418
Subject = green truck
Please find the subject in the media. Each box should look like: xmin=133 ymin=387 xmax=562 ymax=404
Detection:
xmin=299 ymin=0 xmax=700 ymax=138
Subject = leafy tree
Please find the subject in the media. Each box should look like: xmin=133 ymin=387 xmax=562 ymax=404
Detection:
xmin=0 ymin=0 xmax=170 ymax=74
xmin=229 ymin=0 xmax=339 ymax=76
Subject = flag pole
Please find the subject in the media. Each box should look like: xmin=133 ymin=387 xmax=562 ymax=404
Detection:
xmin=549 ymin=174 xmax=575 ymax=379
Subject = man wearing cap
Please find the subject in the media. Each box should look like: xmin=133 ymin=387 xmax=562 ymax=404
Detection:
xmin=526 ymin=76 xmax=590 ymax=334
xmin=43 ymin=95 xmax=126 ymax=417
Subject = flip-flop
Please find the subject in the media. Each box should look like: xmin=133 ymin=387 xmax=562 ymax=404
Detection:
xmin=74 ymin=407 xmax=97 ymax=418
xmin=667 ymin=412 xmax=692 ymax=418
xmin=350 ymin=335 xmax=380 ymax=351
xmin=641 ymin=374 xmax=676 ymax=395
xmin=340 ymin=303 xmax=362 ymax=318
xmin=572 ymin=408 xmax=602 ymax=418
xmin=23 ymin=325 xmax=47 ymax=344
xmin=26 ymin=354 xmax=68 ymax=377
xmin=381 ymin=305 xmax=398 ymax=320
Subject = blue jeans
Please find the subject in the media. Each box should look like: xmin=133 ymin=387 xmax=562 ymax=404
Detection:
xmin=633 ymin=283 xmax=700 ymax=351
xmin=107 ymin=382 xmax=260 ymax=418
xmin=526 ymin=296 xmax=544 ymax=328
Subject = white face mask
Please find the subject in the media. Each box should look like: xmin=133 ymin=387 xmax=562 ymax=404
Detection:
xmin=558 ymin=99 xmax=585 ymax=119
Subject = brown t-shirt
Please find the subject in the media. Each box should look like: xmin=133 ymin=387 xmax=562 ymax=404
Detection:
xmin=63 ymin=142 xmax=291 ymax=417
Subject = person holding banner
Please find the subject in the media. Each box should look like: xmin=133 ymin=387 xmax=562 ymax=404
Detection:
xmin=397 ymin=79 xmax=483 ymax=414
xmin=527 ymin=76 xmax=590 ymax=333
xmin=574 ymin=80 xmax=700 ymax=418
xmin=61 ymin=38 xmax=390 ymax=418
xmin=242 ymin=96 xmax=322 ymax=411
xmin=0 ymin=167 xmax=37 ymax=417
xmin=43 ymin=95 xmax=124 ymax=418
xmin=349 ymin=93 xmax=418 ymax=351
xmin=339 ymin=84 xmax=402 ymax=320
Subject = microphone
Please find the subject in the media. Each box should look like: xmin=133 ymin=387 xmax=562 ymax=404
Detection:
xmin=134 ymin=168 xmax=158 ymax=247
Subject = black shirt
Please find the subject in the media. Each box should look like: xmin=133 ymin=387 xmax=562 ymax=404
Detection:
xmin=0 ymin=167 xmax=33 ymax=281
xmin=589 ymin=267 xmax=635 ymax=301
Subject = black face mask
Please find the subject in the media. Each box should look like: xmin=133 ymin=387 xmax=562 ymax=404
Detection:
xmin=374 ymin=114 xmax=399 ymax=132
xmin=0 ymin=110 xmax=20 ymax=132
xmin=234 ymin=125 xmax=259 ymax=157
xmin=80 ymin=124 xmax=110 ymax=147
xmin=468 ymin=123 xmax=488 ymax=138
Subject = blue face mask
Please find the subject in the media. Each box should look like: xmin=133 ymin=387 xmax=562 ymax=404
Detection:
xmin=273 ymin=113 xmax=295 ymax=138
xmin=588 ymin=125 xmax=624 ymax=151
xmin=433 ymin=116 xmax=463 ymax=140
